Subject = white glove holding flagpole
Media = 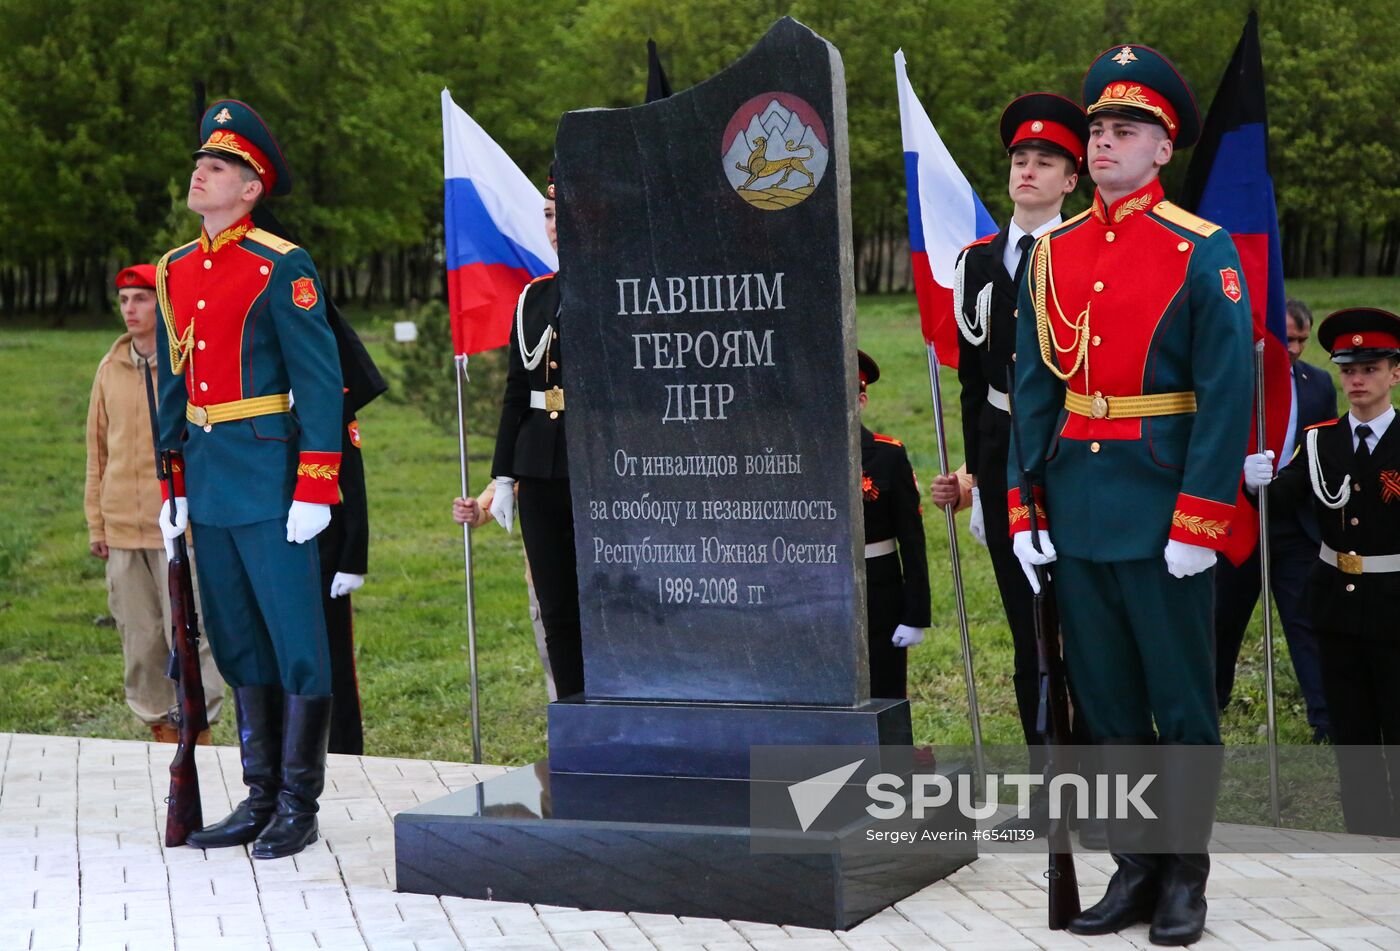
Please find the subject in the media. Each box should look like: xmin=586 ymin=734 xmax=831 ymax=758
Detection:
xmin=490 ymin=477 xmax=516 ymax=532
xmin=1243 ymin=450 xmax=1275 ymax=490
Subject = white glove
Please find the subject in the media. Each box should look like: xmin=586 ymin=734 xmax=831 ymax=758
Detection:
xmin=286 ymin=500 xmax=332 ymax=544
xmin=1012 ymin=529 xmax=1057 ymax=595
xmin=158 ymin=498 xmax=188 ymax=560
xmin=968 ymin=486 xmax=987 ymax=547
xmin=891 ymin=625 xmax=925 ymax=648
xmin=329 ymin=572 xmax=365 ymax=598
xmin=1164 ymin=539 xmax=1216 ymax=579
xmin=490 ymin=477 xmax=516 ymax=532
xmin=1243 ymin=450 xmax=1276 ymax=491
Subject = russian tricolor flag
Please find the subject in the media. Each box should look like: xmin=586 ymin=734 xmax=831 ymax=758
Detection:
xmin=895 ymin=50 xmax=998 ymax=371
xmin=1179 ymin=14 xmax=1291 ymax=565
xmin=441 ymin=89 xmax=558 ymax=356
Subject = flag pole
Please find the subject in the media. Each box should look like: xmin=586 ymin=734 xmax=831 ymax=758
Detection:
xmin=1254 ymin=340 xmax=1281 ymax=825
xmin=924 ymin=342 xmax=986 ymax=795
xmin=455 ymin=353 xmax=484 ymax=764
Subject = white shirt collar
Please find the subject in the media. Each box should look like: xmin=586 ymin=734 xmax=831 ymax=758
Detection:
xmin=1349 ymin=405 xmax=1395 ymax=444
xmin=1005 ymin=215 xmax=1062 ymax=278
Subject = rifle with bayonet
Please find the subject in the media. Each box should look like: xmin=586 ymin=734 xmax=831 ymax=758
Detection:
xmin=142 ymin=356 xmax=209 ymax=846
xmin=1006 ymin=368 xmax=1080 ymax=930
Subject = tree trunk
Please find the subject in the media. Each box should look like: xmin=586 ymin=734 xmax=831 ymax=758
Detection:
xmin=1332 ymin=217 xmax=1345 ymax=278
xmin=1356 ymin=221 xmax=1368 ymax=277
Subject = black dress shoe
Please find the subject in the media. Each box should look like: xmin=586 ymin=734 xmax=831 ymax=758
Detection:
xmin=252 ymin=694 xmax=332 ymax=860
xmin=1149 ymin=854 xmax=1209 ymax=945
xmin=186 ymin=685 xmax=283 ymax=849
xmin=1067 ymin=853 xmax=1159 ymax=935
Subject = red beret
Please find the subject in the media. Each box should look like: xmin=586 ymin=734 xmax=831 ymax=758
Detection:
xmin=115 ymin=265 xmax=157 ymax=290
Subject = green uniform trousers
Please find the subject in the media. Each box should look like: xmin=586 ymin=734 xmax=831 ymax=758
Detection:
xmin=1055 ymin=555 xmax=1220 ymax=745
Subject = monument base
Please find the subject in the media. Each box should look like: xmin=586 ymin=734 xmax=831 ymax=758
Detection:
xmin=394 ymin=761 xmax=975 ymax=930
xmin=547 ymin=696 xmax=912 ymax=778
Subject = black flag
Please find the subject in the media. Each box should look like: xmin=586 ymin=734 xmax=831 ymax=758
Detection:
xmin=645 ymin=38 xmax=672 ymax=103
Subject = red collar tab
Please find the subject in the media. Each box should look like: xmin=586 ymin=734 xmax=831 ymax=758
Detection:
xmin=1087 ymin=81 xmax=1181 ymax=141
xmin=199 ymin=215 xmax=255 ymax=254
xmin=1010 ymin=119 xmax=1085 ymax=166
xmin=1092 ymin=179 xmax=1164 ymax=224
xmin=198 ymin=129 xmax=278 ymax=194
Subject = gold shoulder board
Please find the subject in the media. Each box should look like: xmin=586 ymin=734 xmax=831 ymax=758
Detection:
xmin=1152 ymin=201 xmax=1221 ymax=237
xmin=1056 ymin=208 xmax=1093 ymax=231
xmin=245 ymin=228 xmax=299 ymax=255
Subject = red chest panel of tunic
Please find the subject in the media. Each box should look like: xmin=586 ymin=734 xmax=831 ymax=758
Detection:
xmin=1041 ymin=201 xmax=1193 ymax=441
xmin=167 ymin=239 xmax=274 ymax=405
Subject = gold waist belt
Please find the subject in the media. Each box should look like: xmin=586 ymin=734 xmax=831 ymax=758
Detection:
xmin=186 ymin=393 xmax=291 ymax=426
xmin=1064 ymin=390 xmax=1197 ymax=420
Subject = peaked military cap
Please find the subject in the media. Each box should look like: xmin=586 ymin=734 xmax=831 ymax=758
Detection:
xmin=195 ymin=99 xmax=293 ymax=197
xmin=1000 ymin=93 xmax=1090 ymax=168
xmin=114 ymin=264 xmax=157 ymax=290
xmin=1318 ymin=308 xmax=1400 ymax=365
xmin=857 ymin=350 xmax=880 ymax=390
xmin=1082 ymin=44 xmax=1202 ymax=149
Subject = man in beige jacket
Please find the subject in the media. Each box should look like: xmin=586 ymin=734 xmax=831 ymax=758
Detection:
xmin=85 ymin=264 xmax=223 ymax=741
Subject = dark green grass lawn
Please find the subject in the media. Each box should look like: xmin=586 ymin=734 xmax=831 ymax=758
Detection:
xmin=2 ymin=278 xmax=1395 ymax=820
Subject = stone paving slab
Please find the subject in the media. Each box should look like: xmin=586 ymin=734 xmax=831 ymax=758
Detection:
xmin=2 ymin=732 xmax=1398 ymax=950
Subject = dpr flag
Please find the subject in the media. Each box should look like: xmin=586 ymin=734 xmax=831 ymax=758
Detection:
xmin=894 ymin=50 xmax=998 ymax=370
xmin=441 ymin=89 xmax=557 ymax=356
xmin=1179 ymin=13 xmax=1291 ymax=566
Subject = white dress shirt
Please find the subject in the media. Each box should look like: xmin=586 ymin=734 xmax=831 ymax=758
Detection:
xmin=1349 ymin=405 xmax=1394 ymax=453
xmin=1004 ymin=214 xmax=1063 ymax=280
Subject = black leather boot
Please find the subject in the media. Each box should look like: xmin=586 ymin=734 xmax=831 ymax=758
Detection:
xmin=1150 ymin=853 xmax=1210 ymax=945
xmin=1069 ymin=737 xmax=1159 ymax=935
xmin=186 ymin=685 xmax=283 ymax=849
xmin=252 ymin=694 xmax=332 ymax=860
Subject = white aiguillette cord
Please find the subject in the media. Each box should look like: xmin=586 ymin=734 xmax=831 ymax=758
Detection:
xmin=951 ymin=252 xmax=990 ymax=347
xmin=516 ymin=287 xmax=555 ymax=372
xmin=1307 ymin=426 xmax=1350 ymax=510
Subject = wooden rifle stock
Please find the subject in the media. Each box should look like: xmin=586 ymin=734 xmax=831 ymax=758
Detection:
xmin=140 ymin=359 xmax=208 ymax=846
xmin=1006 ymin=370 xmax=1080 ymax=929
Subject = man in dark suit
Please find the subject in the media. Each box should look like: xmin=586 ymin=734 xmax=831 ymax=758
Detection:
xmin=1215 ymin=298 xmax=1338 ymax=741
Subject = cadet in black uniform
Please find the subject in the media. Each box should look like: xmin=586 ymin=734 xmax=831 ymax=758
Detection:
xmin=1246 ymin=307 xmax=1400 ymax=837
xmin=489 ymin=168 xmax=584 ymax=698
xmin=316 ymin=308 xmax=386 ymax=754
xmin=933 ymin=93 xmax=1087 ymax=749
xmin=858 ymin=351 xmax=931 ymax=699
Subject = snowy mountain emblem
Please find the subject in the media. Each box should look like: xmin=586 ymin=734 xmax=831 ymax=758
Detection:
xmin=722 ymin=92 xmax=830 ymax=211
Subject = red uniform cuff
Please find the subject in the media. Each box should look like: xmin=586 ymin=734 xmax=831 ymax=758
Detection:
xmin=160 ymin=454 xmax=186 ymax=501
xmin=1169 ymin=493 xmax=1235 ymax=551
xmin=1007 ymin=486 xmax=1048 ymax=537
xmin=294 ymin=451 xmax=342 ymax=504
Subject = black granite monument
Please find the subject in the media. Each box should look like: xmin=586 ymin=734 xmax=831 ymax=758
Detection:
xmin=396 ymin=19 xmax=973 ymax=928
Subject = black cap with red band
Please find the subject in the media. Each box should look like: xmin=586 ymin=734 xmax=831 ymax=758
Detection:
xmin=1000 ymin=93 xmax=1089 ymax=168
xmin=1318 ymin=308 xmax=1400 ymax=365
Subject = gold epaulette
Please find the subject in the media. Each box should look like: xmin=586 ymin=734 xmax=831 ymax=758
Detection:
xmin=1054 ymin=208 xmax=1093 ymax=232
xmin=245 ymin=228 xmax=299 ymax=255
xmin=1151 ymin=201 xmax=1221 ymax=237
xmin=156 ymin=242 xmax=197 ymax=375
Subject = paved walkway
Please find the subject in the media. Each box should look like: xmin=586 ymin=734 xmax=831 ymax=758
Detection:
xmin=2 ymin=732 xmax=1398 ymax=951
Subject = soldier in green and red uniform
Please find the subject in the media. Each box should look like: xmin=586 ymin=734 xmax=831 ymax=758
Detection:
xmin=154 ymin=100 xmax=343 ymax=859
xmin=1007 ymin=46 xmax=1253 ymax=944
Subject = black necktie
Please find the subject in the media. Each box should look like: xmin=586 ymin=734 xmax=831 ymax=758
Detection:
xmin=1355 ymin=423 xmax=1373 ymax=466
xmin=1012 ymin=234 xmax=1035 ymax=285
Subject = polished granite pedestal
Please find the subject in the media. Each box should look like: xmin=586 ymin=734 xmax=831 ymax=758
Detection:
xmin=394 ymin=761 xmax=975 ymax=930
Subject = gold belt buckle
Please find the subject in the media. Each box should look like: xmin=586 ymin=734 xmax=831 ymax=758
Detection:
xmin=1090 ymin=395 xmax=1109 ymax=419
xmin=1337 ymin=552 xmax=1363 ymax=575
xmin=190 ymin=404 xmax=209 ymax=426
xmin=544 ymin=386 xmax=565 ymax=412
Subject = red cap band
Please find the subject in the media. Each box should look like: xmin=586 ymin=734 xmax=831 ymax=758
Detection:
xmin=1088 ymin=82 xmax=1181 ymax=140
xmin=1009 ymin=119 xmax=1085 ymax=165
xmin=1338 ymin=330 xmax=1400 ymax=352
xmin=198 ymin=130 xmax=278 ymax=194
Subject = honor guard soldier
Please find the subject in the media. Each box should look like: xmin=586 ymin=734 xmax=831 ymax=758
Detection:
xmin=934 ymin=92 xmax=1089 ymax=780
xmin=1008 ymin=46 xmax=1252 ymax=944
xmin=154 ymin=100 xmax=343 ymax=859
xmin=489 ymin=167 xmax=584 ymax=699
xmin=858 ymin=351 xmax=930 ymax=698
xmin=1245 ymin=308 xmax=1400 ymax=837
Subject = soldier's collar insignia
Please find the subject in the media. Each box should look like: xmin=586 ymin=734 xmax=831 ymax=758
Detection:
xmin=214 ymin=107 xmax=233 ymax=124
xmin=1112 ymin=46 xmax=1138 ymax=66
xmin=198 ymin=217 xmax=253 ymax=254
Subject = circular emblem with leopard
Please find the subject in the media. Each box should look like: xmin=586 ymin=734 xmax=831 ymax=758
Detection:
xmin=722 ymin=92 xmax=829 ymax=211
